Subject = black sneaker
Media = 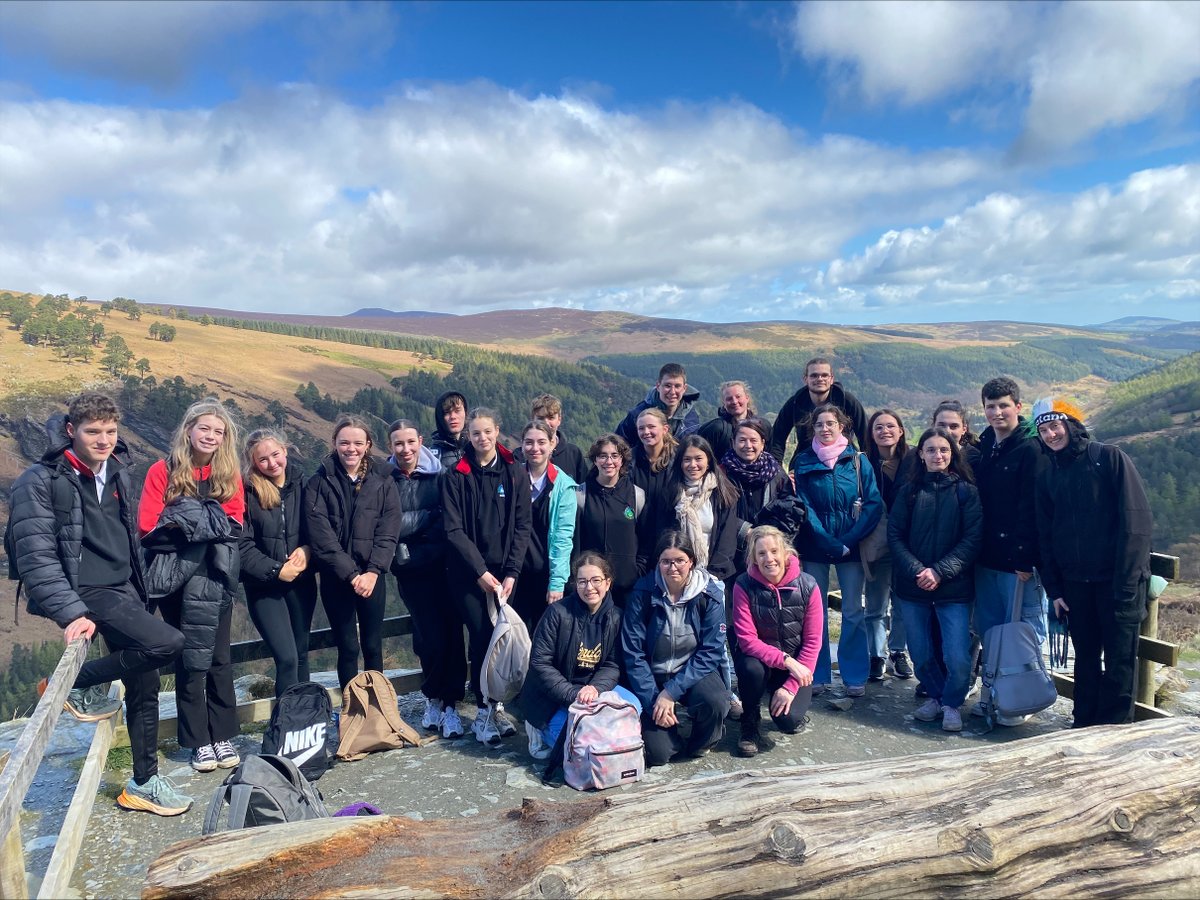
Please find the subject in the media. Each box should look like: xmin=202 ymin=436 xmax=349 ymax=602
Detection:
xmin=890 ymin=651 xmax=913 ymax=680
xmin=737 ymin=725 xmax=760 ymax=758
xmin=869 ymin=657 xmax=886 ymax=682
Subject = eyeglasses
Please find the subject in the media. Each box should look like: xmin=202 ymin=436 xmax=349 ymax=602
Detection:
xmin=575 ymin=576 xmax=608 ymax=589
xmin=594 ymin=453 xmax=621 ymax=462
xmin=659 ymin=558 xmax=691 ymax=570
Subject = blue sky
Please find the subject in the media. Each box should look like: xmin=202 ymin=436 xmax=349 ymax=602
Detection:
xmin=1 ymin=0 xmax=1198 ymax=325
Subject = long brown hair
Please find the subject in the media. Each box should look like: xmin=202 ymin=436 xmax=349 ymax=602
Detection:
xmin=165 ymin=399 xmax=241 ymax=504
xmin=332 ymin=414 xmax=374 ymax=487
xmin=243 ymin=427 xmax=288 ymax=510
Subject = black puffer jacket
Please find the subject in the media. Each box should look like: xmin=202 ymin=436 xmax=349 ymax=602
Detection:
xmin=239 ymin=465 xmax=315 ymax=601
xmin=8 ymin=441 xmax=146 ymax=626
xmin=389 ymin=445 xmax=445 ymax=573
xmin=305 ymin=454 xmax=401 ymax=583
xmin=887 ymin=472 xmax=983 ymax=604
xmin=523 ymin=592 xmax=622 ymax=730
xmin=143 ymin=497 xmax=240 ymax=671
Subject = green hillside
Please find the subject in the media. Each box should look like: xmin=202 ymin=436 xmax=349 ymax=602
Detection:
xmin=1093 ymin=351 xmax=1200 ymax=439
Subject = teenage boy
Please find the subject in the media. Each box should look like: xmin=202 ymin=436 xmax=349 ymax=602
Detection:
xmin=1033 ymin=398 xmax=1151 ymax=727
xmin=972 ymin=377 xmax=1048 ymax=672
xmin=428 ymin=390 xmax=468 ymax=470
xmin=516 ymin=393 xmax=586 ymax=482
xmin=770 ymin=358 xmax=868 ymax=465
xmin=615 ymin=363 xmax=701 ymax=445
xmin=697 ymin=380 xmax=755 ymax=461
xmin=10 ymin=392 xmax=190 ymax=815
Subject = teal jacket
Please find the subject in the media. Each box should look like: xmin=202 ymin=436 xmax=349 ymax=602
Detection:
xmin=792 ymin=446 xmax=883 ymax=565
xmin=544 ymin=464 xmax=579 ymax=593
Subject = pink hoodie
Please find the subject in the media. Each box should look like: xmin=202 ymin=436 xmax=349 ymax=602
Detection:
xmin=732 ymin=555 xmax=824 ymax=695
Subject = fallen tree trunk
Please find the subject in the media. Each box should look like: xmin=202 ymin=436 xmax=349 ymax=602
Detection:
xmin=144 ymin=717 xmax=1200 ymax=899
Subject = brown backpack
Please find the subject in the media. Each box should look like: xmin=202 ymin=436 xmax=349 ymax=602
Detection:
xmin=335 ymin=670 xmax=421 ymax=761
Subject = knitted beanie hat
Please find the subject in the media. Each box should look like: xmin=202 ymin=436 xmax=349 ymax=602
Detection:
xmin=1032 ymin=396 xmax=1085 ymax=429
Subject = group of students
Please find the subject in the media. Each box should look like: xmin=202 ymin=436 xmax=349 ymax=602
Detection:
xmin=10 ymin=358 xmax=1152 ymax=815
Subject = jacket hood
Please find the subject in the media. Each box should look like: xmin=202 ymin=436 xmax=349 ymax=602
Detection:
xmin=433 ymin=390 xmax=468 ymax=441
xmin=454 ymin=442 xmax=516 ymax=474
xmin=565 ymin=589 xmax=614 ymax=619
xmin=653 ymin=565 xmax=712 ymax=605
xmin=389 ymin=443 xmax=441 ymax=476
xmin=747 ymin=553 xmax=801 ymax=589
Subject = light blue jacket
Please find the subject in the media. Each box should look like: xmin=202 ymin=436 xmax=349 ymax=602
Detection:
xmin=543 ymin=464 xmax=578 ymax=593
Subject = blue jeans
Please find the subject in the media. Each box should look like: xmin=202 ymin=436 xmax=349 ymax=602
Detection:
xmin=541 ymin=685 xmax=641 ymax=746
xmin=803 ymin=560 xmax=868 ymax=687
xmin=974 ymin=567 xmax=1047 ymax=645
xmin=899 ymin=599 xmax=973 ymax=708
xmin=864 ymin=556 xmax=906 ymax=656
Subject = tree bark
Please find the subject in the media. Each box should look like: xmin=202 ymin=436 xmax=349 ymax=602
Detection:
xmin=144 ymin=717 xmax=1200 ymax=899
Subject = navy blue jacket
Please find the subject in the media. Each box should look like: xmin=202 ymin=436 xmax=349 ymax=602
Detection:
xmin=621 ymin=571 xmax=726 ymax=710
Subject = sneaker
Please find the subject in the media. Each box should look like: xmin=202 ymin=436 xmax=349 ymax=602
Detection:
xmin=492 ymin=702 xmax=518 ymax=738
xmin=869 ymin=657 xmax=886 ymax=682
xmin=811 ymin=683 xmax=827 ymax=696
xmin=190 ymin=744 xmax=218 ymax=772
xmin=421 ymin=698 xmax=444 ymax=731
xmin=526 ymin=721 xmax=553 ymax=760
xmin=913 ymin=698 xmax=943 ymax=722
xmin=942 ymin=706 xmax=963 ymax=732
xmin=40 ymin=678 xmax=122 ymax=723
xmin=845 ymin=684 xmax=866 ymax=697
xmin=890 ymin=651 xmax=913 ymax=679
xmin=117 ymin=775 xmax=193 ymax=817
xmin=997 ymin=713 xmax=1030 ymax=727
xmin=213 ymin=740 xmax=240 ymax=769
xmin=441 ymin=706 xmax=464 ymax=740
xmin=970 ymin=701 xmax=987 ymax=718
xmin=727 ymin=695 xmax=744 ymax=720
xmin=915 ymin=682 xmax=929 ymax=698
xmin=473 ymin=707 xmax=502 ymax=746
xmin=737 ymin=726 xmax=760 ymax=758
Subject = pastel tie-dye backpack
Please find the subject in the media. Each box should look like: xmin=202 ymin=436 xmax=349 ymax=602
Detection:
xmin=563 ymin=691 xmax=644 ymax=791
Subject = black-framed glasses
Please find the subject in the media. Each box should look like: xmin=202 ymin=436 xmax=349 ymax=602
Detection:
xmin=575 ymin=576 xmax=608 ymax=589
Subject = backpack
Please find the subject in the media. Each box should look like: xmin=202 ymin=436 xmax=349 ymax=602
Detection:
xmin=336 ymin=670 xmax=422 ymax=761
xmin=563 ymin=691 xmax=645 ymax=791
xmin=261 ymin=681 xmax=334 ymax=781
xmin=202 ymin=754 xmax=329 ymax=835
xmin=979 ymin=580 xmax=1058 ymax=727
xmin=481 ymin=597 xmax=532 ymax=705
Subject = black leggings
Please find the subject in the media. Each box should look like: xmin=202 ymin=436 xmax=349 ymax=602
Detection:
xmin=450 ymin=577 xmax=502 ymax=706
xmin=158 ymin=590 xmax=238 ymax=750
xmin=1065 ymin=579 xmax=1142 ymax=728
xmin=247 ymin=582 xmax=318 ymax=697
xmin=78 ymin=583 xmax=183 ymax=782
xmin=321 ymin=572 xmax=387 ymax=689
xmin=397 ymin=567 xmax=466 ymax=705
xmin=734 ymin=652 xmax=812 ymax=733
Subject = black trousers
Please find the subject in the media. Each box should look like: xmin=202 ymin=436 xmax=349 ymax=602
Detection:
xmin=396 ymin=567 xmax=466 ymax=705
xmin=733 ymin=652 xmax=812 ymax=734
xmin=450 ymin=577 xmax=501 ymax=706
xmin=512 ymin=568 xmax=550 ymax=635
xmin=157 ymin=590 xmax=238 ymax=749
xmin=641 ymin=671 xmax=729 ymax=767
xmin=1064 ymin=579 xmax=1143 ymax=728
xmin=77 ymin=583 xmax=183 ymax=783
xmin=320 ymin=572 xmax=387 ymax=689
xmin=246 ymin=581 xmax=317 ymax=698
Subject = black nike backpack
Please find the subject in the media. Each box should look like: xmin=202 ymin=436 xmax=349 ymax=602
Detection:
xmin=261 ymin=681 xmax=334 ymax=781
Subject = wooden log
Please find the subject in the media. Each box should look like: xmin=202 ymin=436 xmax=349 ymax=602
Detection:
xmin=37 ymin=683 xmax=124 ymax=899
xmin=144 ymin=717 xmax=1200 ymax=900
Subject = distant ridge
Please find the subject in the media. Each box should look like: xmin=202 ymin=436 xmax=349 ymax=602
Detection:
xmin=348 ymin=307 xmax=455 ymax=318
xmin=1092 ymin=316 xmax=1183 ymax=331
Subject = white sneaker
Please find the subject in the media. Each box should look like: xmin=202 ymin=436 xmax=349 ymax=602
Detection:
xmin=441 ymin=706 xmax=464 ymax=740
xmin=942 ymin=706 xmax=963 ymax=732
xmin=492 ymin=702 xmax=518 ymax=738
xmin=913 ymin=698 xmax=943 ymax=722
xmin=526 ymin=721 xmax=552 ymax=760
xmin=421 ymin=698 xmax=444 ymax=731
xmin=997 ymin=713 xmax=1030 ymax=727
xmin=473 ymin=707 xmax=501 ymax=746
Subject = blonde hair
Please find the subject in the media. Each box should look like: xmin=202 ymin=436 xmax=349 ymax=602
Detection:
xmin=743 ymin=525 xmax=798 ymax=569
xmin=332 ymin=414 xmax=374 ymax=487
xmin=165 ymin=399 xmax=241 ymax=504
xmin=719 ymin=380 xmax=754 ymax=412
xmin=243 ymin=428 xmax=288 ymax=510
xmin=636 ymin=407 xmax=677 ymax=474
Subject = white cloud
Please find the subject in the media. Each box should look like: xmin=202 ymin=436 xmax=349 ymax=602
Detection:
xmin=786 ymin=164 xmax=1200 ymax=320
xmin=0 ymin=85 xmax=990 ymax=317
xmin=793 ymin=0 xmax=1200 ymax=156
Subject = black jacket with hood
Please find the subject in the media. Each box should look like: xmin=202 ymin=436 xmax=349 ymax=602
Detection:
xmin=615 ymin=385 xmax=702 ymax=446
xmin=389 ymin=443 xmax=445 ymax=573
xmin=305 ymin=454 xmax=401 ymax=583
xmin=427 ymin=390 xmax=468 ymax=471
xmin=973 ymin=419 xmax=1045 ymax=573
xmin=769 ymin=381 xmax=868 ymax=466
xmin=9 ymin=440 xmax=147 ymax=627
xmin=887 ymin=471 xmax=983 ymax=605
xmin=1035 ymin=422 xmax=1152 ymax=611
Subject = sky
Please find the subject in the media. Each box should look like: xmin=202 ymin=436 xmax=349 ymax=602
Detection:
xmin=1 ymin=0 xmax=1198 ymax=326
